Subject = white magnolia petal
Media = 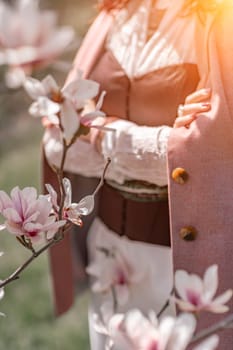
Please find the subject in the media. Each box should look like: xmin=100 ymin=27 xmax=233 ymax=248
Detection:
xmin=91 ymin=280 xmax=111 ymax=293
xmin=29 ymin=97 xmax=60 ymax=117
xmin=24 ymin=76 xmax=46 ymax=99
xmin=167 ymin=313 xmax=196 ymax=350
xmin=24 ymin=211 xmax=40 ymax=225
xmin=207 ymin=304 xmax=230 ymax=313
xmin=20 ymin=186 xmax=37 ymax=202
xmin=46 ymin=114 xmax=59 ymax=125
xmin=5 ymin=67 xmax=26 ymax=89
xmin=187 ymin=274 xmax=203 ymax=296
xmin=203 ymin=265 xmax=218 ymax=302
xmin=193 ymin=335 xmax=219 ymax=350
xmin=63 ymin=79 xmax=100 ymax=108
xmin=96 ymin=90 xmax=106 ymax=110
xmin=108 ymin=313 xmax=125 ymax=336
xmin=0 ymin=190 xmax=12 ymax=211
xmin=86 ymin=262 xmax=101 ymax=277
xmin=10 ymin=186 xmax=24 ymax=213
xmin=60 ymin=100 xmax=80 ymax=143
xmin=175 ymin=270 xmax=191 ymax=300
xmin=212 ymin=289 xmax=233 ymax=306
xmin=46 ymin=220 xmax=66 ymax=239
xmin=171 ymin=297 xmax=197 ymax=312
xmin=64 ymin=206 xmax=82 ymax=226
xmin=41 ymin=75 xmax=59 ymax=95
xmin=92 ymin=313 xmax=108 ymax=336
xmin=115 ymin=284 xmax=129 ymax=306
xmin=124 ymin=309 xmax=158 ymax=348
xmin=23 ymin=221 xmax=42 ymax=233
xmin=62 ymin=177 xmax=72 ymax=207
xmin=6 ymin=221 xmax=23 ymax=236
xmin=157 ymin=316 xmax=176 ymax=350
xmin=75 ymin=195 xmax=95 ymax=216
xmin=38 ymin=27 xmax=75 ymax=59
xmin=3 ymin=207 xmax=22 ymax=223
xmin=148 ymin=311 xmax=159 ymax=328
xmin=45 ymin=183 xmax=59 ymax=210
xmin=108 ymin=313 xmax=133 ymax=350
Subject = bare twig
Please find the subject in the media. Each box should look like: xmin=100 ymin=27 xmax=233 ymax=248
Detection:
xmin=0 ymin=227 xmax=66 ymax=289
xmin=111 ymin=286 xmax=118 ymax=314
xmin=190 ymin=313 xmax=233 ymax=344
xmin=93 ymin=157 xmax=111 ymax=196
xmin=57 ymin=138 xmax=69 ymax=218
xmin=157 ymin=288 xmax=174 ymax=318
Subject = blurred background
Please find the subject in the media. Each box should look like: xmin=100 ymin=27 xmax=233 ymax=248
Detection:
xmin=0 ymin=1 xmax=96 ymax=348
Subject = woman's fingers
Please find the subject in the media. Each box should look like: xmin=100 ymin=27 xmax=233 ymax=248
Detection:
xmin=185 ymin=88 xmax=211 ymax=104
xmin=174 ymin=102 xmax=211 ymax=128
xmin=174 ymin=88 xmax=212 ymax=128
xmin=179 ymin=102 xmax=211 ymax=117
xmin=173 ymin=114 xmax=197 ymax=128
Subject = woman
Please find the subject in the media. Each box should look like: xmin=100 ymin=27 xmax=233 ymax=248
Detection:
xmin=43 ymin=0 xmax=233 ymax=349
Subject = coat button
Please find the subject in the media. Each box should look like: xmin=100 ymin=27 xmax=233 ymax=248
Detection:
xmin=180 ymin=226 xmax=197 ymax=241
xmin=172 ymin=167 xmax=189 ymax=184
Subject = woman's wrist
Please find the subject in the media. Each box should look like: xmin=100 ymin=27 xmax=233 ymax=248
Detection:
xmin=91 ymin=116 xmax=118 ymax=153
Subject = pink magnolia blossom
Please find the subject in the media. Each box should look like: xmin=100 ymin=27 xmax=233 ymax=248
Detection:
xmin=173 ymin=265 xmax=233 ymax=314
xmin=24 ymin=72 xmax=105 ymax=144
xmin=45 ymin=177 xmax=95 ymax=226
xmin=86 ymin=241 xmax=145 ymax=306
xmin=0 ymin=0 xmax=75 ymax=88
xmin=106 ymin=310 xmax=219 ymax=350
xmin=0 ymin=186 xmax=65 ymax=242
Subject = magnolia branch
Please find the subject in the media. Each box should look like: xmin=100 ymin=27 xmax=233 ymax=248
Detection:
xmin=0 ymin=226 xmax=70 ymax=289
xmin=0 ymin=152 xmax=111 ymax=290
xmin=191 ymin=313 xmax=233 ymax=344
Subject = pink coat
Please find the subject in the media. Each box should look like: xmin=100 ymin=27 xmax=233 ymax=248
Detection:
xmin=44 ymin=3 xmax=233 ymax=348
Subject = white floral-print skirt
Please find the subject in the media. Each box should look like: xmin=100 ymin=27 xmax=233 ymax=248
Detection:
xmin=87 ymin=218 xmax=175 ymax=350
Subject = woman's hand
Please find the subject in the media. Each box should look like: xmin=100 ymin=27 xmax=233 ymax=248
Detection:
xmin=80 ymin=116 xmax=118 ymax=153
xmin=173 ymin=88 xmax=212 ymax=128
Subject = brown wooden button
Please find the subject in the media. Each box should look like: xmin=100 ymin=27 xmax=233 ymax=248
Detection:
xmin=179 ymin=226 xmax=197 ymax=241
xmin=172 ymin=167 xmax=189 ymax=184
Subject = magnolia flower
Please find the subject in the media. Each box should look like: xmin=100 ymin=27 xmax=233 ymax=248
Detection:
xmin=45 ymin=177 xmax=95 ymax=226
xmin=0 ymin=0 xmax=75 ymax=88
xmin=24 ymin=73 xmax=105 ymax=144
xmin=0 ymin=186 xmax=65 ymax=242
xmin=86 ymin=242 xmax=145 ymax=306
xmin=173 ymin=265 xmax=233 ymax=314
xmin=102 ymin=310 xmax=219 ymax=350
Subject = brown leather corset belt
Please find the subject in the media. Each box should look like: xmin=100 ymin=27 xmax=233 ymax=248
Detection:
xmin=98 ymin=183 xmax=171 ymax=247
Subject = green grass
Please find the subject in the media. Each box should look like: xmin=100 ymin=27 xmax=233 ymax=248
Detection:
xmin=0 ymin=1 xmax=96 ymax=348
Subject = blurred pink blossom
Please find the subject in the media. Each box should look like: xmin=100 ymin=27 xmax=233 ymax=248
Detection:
xmin=24 ymin=72 xmax=105 ymax=144
xmin=86 ymin=243 xmax=145 ymax=306
xmin=0 ymin=0 xmax=75 ymax=88
xmin=0 ymin=186 xmax=65 ymax=242
xmin=106 ymin=310 xmax=219 ymax=350
xmin=46 ymin=177 xmax=95 ymax=226
xmin=173 ymin=265 xmax=233 ymax=314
